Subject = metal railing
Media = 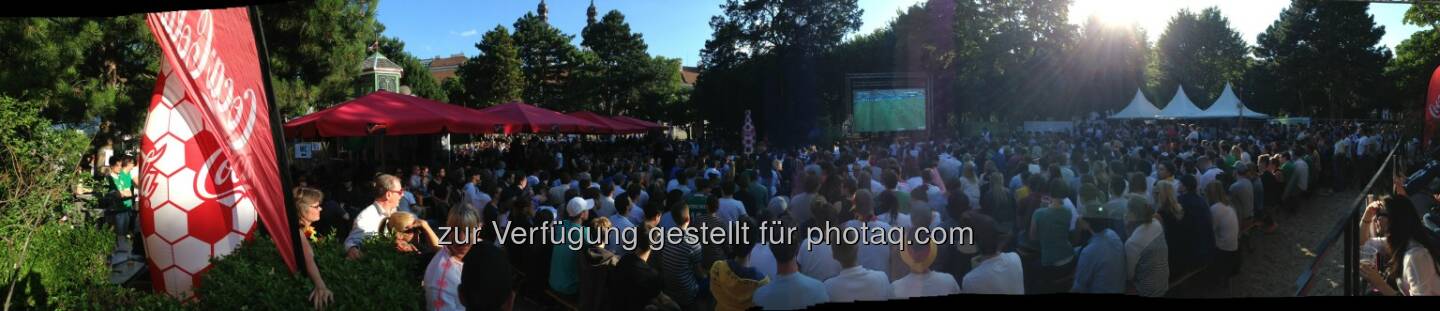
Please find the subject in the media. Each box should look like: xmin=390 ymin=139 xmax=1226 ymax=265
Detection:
xmin=1294 ymin=138 xmax=1403 ymax=296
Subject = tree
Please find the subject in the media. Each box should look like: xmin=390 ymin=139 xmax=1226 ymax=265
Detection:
xmin=1254 ymin=0 xmax=1390 ymax=117
xmin=258 ymin=0 xmax=380 ymax=117
xmin=1071 ymin=15 xmax=1150 ymax=117
xmin=1155 ymin=7 xmax=1249 ymax=110
xmin=695 ymin=0 xmax=863 ymax=146
xmin=701 ymin=0 xmax=863 ymax=61
xmin=0 ymin=16 xmax=158 ymax=133
xmin=376 ymin=35 xmax=446 ymax=102
xmin=512 ymin=12 xmax=578 ymax=108
xmin=1386 ymin=3 xmax=1440 ymax=111
xmin=441 ymin=77 xmax=468 ymax=107
xmin=579 ymin=10 xmax=652 ymax=115
xmin=951 ymin=0 xmax=1077 ymax=120
xmin=455 ymin=25 xmax=524 ymax=107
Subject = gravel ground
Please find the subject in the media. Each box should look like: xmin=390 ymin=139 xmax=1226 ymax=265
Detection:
xmin=1170 ymin=190 xmax=1359 ymax=297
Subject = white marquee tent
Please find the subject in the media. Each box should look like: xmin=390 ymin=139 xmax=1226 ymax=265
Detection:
xmin=1156 ymin=87 xmax=1204 ymax=119
xmin=1193 ymin=83 xmax=1271 ymax=119
xmin=1108 ymin=89 xmax=1161 ymax=119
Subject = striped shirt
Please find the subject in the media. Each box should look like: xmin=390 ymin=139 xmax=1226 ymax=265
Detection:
xmin=1126 ymin=220 xmax=1169 ymax=297
xmin=662 ymin=231 xmax=702 ymax=306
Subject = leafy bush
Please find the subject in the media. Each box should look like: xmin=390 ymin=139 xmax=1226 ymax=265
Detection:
xmin=198 ymin=234 xmax=425 ymax=310
xmin=0 ymin=96 xmax=183 ymax=310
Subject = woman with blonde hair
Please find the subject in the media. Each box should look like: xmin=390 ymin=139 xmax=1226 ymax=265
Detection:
xmin=294 ymin=187 xmax=333 ymax=310
xmin=382 ymin=211 xmax=441 ymax=255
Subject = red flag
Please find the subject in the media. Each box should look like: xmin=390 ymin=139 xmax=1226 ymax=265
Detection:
xmin=139 ymin=8 xmax=294 ymax=299
xmin=1428 ymin=65 xmax=1440 ymax=149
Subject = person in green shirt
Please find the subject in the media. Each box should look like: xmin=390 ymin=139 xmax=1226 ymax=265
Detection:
xmin=745 ymin=171 xmax=769 ymax=217
xmin=107 ymin=156 xmax=138 ymax=253
xmin=1030 ymin=179 xmax=1076 ymax=294
xmin=687 ymin=178 xmax=712 ymax=216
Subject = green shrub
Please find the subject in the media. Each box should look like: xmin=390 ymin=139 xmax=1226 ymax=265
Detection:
xmin=198 ymin=234 xmax=425 ymax=310
xmin=0 ymin=223 xmax=184 ymax=310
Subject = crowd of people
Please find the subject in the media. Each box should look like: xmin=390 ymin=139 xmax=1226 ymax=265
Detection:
xmin=90 ymin=119 xmax=1440 ymax=309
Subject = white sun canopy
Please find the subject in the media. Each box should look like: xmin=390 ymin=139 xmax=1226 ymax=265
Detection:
xmin=1156 ymin=87 xmax=1205 ymax=119
xmin=1193 ymin=83 xmax=1271 ymax=119
xmin=1108 ymin=89 xmax=1161 ymax=120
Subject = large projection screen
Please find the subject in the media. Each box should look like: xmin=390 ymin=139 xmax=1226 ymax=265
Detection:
xmin=853 ymin=88 xmax=927 ymax=132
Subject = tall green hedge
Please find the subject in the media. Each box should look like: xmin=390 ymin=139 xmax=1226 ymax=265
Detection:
xmin=0 ymin=96 xmax=183 ymax=310
xmin=198 ymin=235 xmax=425 ymax=310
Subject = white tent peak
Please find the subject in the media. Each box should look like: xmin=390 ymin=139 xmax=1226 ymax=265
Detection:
xmin=1195 ymin=82 xmax=1270 ymax=119
xmin=1108 ymin=89 xmax=1160 ymax=119
xmin=1157 ymin=86 xmax=1204 ymax=119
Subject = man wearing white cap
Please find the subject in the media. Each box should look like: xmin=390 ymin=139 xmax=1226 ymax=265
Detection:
xmin=550 ymin=197 xmax=593 ymax=297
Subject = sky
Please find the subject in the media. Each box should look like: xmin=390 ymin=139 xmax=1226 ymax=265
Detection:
xmin=376 ymin=0 xmax=1423 ymax=67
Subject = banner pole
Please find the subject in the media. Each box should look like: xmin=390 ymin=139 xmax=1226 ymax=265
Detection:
xmin=248 ymin=5 xmax=306 ymax=274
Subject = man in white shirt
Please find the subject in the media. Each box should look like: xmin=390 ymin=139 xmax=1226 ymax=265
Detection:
xmin=1293 ymin=153 xmax=1310 ymax=193
xmin=962 ymin=215 xmax=1025 ymax=294
xmin=595 ymin=182 xmax=617 ymax=217
xmin=1197 ymin=156 xmax=1222 ymax=195
xmin=716 ymin=184 xmax=747 ymax=223
xmin=843 ymin=192 xmax=892 ymax=274
xmin=345 ymin=174 xmax=405 ymax=260
xmin=825 ymin=240 xmax=892 ymax=302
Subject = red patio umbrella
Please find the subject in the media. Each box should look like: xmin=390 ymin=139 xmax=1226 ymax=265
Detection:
xmin=611 ymin=115 xmax=665 ymax=130
xmin=566 ymin=111 xmax=646 ymax=134
xmin=475 ymin=102 xmax=606 ymax=134
xmin=284 ymin=90 xmax=499 ymax=138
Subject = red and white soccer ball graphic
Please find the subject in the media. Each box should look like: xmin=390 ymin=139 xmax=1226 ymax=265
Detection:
xmin=140 ymin=62 xmax=257 ymax=300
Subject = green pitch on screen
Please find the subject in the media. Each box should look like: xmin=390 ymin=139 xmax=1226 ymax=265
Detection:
xmin=853 ymin=89 xmax=926 ymax=132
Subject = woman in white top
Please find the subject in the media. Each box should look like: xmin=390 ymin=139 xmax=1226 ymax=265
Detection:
xmin=424 ymin=206 xmax=480 ymax=310
xmin=1206 ymin=181 xmax=1240 ymax=279
xmin=1359 ymin=196 xmax=1440 ymax=296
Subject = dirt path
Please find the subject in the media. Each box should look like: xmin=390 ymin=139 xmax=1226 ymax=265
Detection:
xmin=1170 ymin=190 xmax=1358 ymax=297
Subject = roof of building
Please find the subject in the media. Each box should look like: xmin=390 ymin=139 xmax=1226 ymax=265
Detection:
xmin=361 ymin=52 xmax=404 ymax=73
xmin=680 ymin=66 xmax=700 ymax=85
xmin=424 ymin=54 xmax=467 ymax=82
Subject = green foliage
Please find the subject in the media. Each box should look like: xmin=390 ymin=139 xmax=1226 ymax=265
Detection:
xmin=0 ymin=97 xmax=90 ymax=239
xmin=377 ymin=36 xmax=447 ymax=102
xmin=197 ymin=235 xmax=424 ymax=310
xmin=1 ymin=223 xmax=182 ymax=310
xmin=442 ymin=77 xmax=469 ymax=108
xmin=575 ymin=10 xmax=659 ymax=115
xmin=0 ymin=16 xmax=158 ymax=133
xmin=1155 ymin=7 xmax=1249 ymax=108
xmin=1253 ymin=0 xmax=1390 ymax=117
xmin=456 ymin=25 xmax=526 ymax=108
xmin=1387 ymin=3 xmax=1440 ymax=109
xmin=696 ymin=0 xmax=865 ymax=145
xmin=1406 ymin=2 xmax=1440 ymax=28
xmin=0 ymin=96 xmax=181 ymax=310
xmin=512 ymin=13 xmax=579 ymax=108
xmin=258 ymin=0 xmax=379 ymax=118
xmin=1070 ymin=15 xmax=1150 ymax=117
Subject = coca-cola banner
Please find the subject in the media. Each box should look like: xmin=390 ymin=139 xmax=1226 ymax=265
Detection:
xmin=140 ymin=8 xmax=294 ymax=299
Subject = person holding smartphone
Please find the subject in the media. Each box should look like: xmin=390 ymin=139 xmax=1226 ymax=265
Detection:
xmin=1359 ymin=195 xmax=1440 ymax=296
